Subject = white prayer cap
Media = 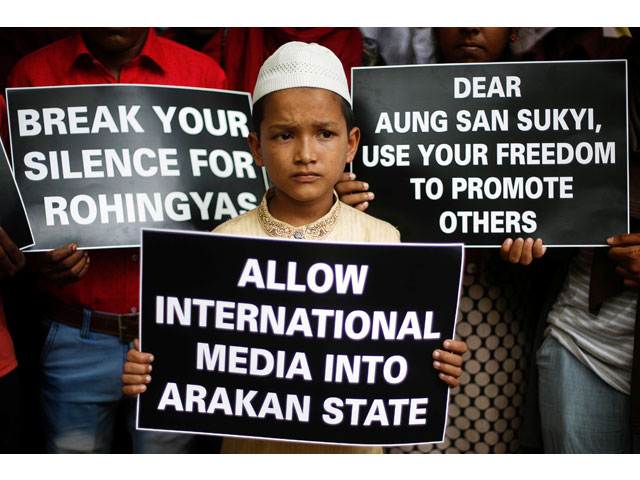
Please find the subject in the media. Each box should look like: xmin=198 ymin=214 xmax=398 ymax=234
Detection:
xmin=252 ymin=41 xmax=351 ymax=106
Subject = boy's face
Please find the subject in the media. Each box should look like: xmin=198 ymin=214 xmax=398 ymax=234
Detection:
xmin=249 ymin=87 xmax=360 ymax=210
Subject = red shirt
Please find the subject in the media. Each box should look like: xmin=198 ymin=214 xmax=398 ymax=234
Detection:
xmin=0 ymin=297 xmax=17 ymax=377
xmin=7 ymin=28 xmax=227 ymax=314
xmin=0 ymin=95 xmax=17 ymax=376
xmin=0 ymin=95 xmax=8 ymax=155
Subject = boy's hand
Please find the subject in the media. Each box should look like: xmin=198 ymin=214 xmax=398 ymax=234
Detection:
xmin=500 ymin=237 xmax=546 ymax=266
xmin=37 ymin=243 xmax=90 ymax=283
xmin=335 ymin=172 xmax=374 ymax=211
xmin=433 ymin=339 xmax=467 ymax=387
xmin=0 ymin=227 xmax=26 ymax=280
xmin=607 ymin=233 xmax=640 ymax=287
xmin=122 ymin=339 xmax=154 ymax=396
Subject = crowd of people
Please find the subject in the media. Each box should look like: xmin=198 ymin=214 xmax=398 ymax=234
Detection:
xmin=0 ymin=27 xmax=639 ymax=454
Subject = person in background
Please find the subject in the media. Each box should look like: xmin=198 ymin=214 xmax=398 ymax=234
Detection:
xmin=0 ymin=28 xmax=75 ymax=94
xmin=160 ymin=28 xmax=225 ymax=66
xmin=360 ymin=27 xmax=436 ymax=66
xmin=512 ymin=27 xmax=640 ymax=454
xmin=6 ymin=27 xmax=226 ymax=453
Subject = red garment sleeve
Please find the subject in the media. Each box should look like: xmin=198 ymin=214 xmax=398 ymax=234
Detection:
xmin=0 ymin=95 xmax=8 ymax=152
xmin=206 ymin=62 xmax=228 ymax=90
xmin=0 ymin=298 xmax=17 ymax=377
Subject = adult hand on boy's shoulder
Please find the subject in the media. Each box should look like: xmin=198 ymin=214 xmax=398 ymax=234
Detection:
xmin=36 ymin=243 xmax=90 ymax=284
xmin=607 ymin=233 xmax=640 ymax=287
xmin=0 ymin=227 xmax=26 ymax=280
xmin=335 ymin=172 xmax=374 ymax=211
xmin=500 ymin=237 xmax=546 ymax=266
xmin=433 ymin=339 xmax=467 ymax=388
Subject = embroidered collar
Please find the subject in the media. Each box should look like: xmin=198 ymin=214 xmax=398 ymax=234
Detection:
xmin=257 ymin=189 xmax=341 ymax=240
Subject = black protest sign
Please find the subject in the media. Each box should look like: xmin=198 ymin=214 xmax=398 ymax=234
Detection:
xmin=7 ymin=85 xmax=267 ymax=251
xmin=0 ymin=138 xmax=34 ymax=249
xmin=352 ymin=60 xmax=628 ymax=246
xmin=138 ymin=229 xmax=463 ymax=446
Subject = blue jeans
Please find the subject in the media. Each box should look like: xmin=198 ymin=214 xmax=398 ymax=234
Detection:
xmin=537 ymin=335 xmax=640 ymax=453
xmin=40 ymin=315 xmax=194 ymax=453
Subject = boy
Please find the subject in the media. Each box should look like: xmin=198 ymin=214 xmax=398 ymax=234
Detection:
xmin=123 ymin=42 xmax=467 ymax=453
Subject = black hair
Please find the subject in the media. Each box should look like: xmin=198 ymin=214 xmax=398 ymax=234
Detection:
xmin=251 ymin=91 xmax=355 ymax=137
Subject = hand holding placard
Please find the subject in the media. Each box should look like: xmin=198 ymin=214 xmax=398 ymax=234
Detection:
xmin=35 ymin=243 xmax=90 ymax=284
xmin=335 ymin=172 xmax=373 ymax=212
xmin=122 ymin=337 xmax=467 ymax=394
xmin=500 ymin=237 xmax=547 ymax=266
xmin=432 ymin=339 xmax=467 ymax=387
xmin=607 ymin=233 xmax=640 ymax=288
xmin=122 ymin=339 xmax=153 ymax=396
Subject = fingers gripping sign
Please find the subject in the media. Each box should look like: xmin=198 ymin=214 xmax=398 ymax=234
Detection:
xmin=37 ymin=243 xmax=90 ymax=284
xmin=335 ymin=172 xmax=374 ymax=211
xmin=500 ymin=237 xmax=546 ymax=266
xmin=432 ymin=339 xmax=468 ymax=388
xmin=607 ymin=233 xmax=640 ymax=288
xmin=122 ymin=339 xmax=155 ymax=396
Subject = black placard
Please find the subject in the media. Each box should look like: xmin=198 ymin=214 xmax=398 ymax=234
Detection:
xmin=7 ymin=84 xmax=267 ymax=251
xmin=352 ymin=60 xmax=629 ymax=246
xmin=137 ymin=229 xmax=463 ymax=446
xmin=0 ymin=138 xmax=34 ymax=249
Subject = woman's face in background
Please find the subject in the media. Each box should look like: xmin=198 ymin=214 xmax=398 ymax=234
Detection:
xmin=436 ymin=27 xmax=514 ymax=63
